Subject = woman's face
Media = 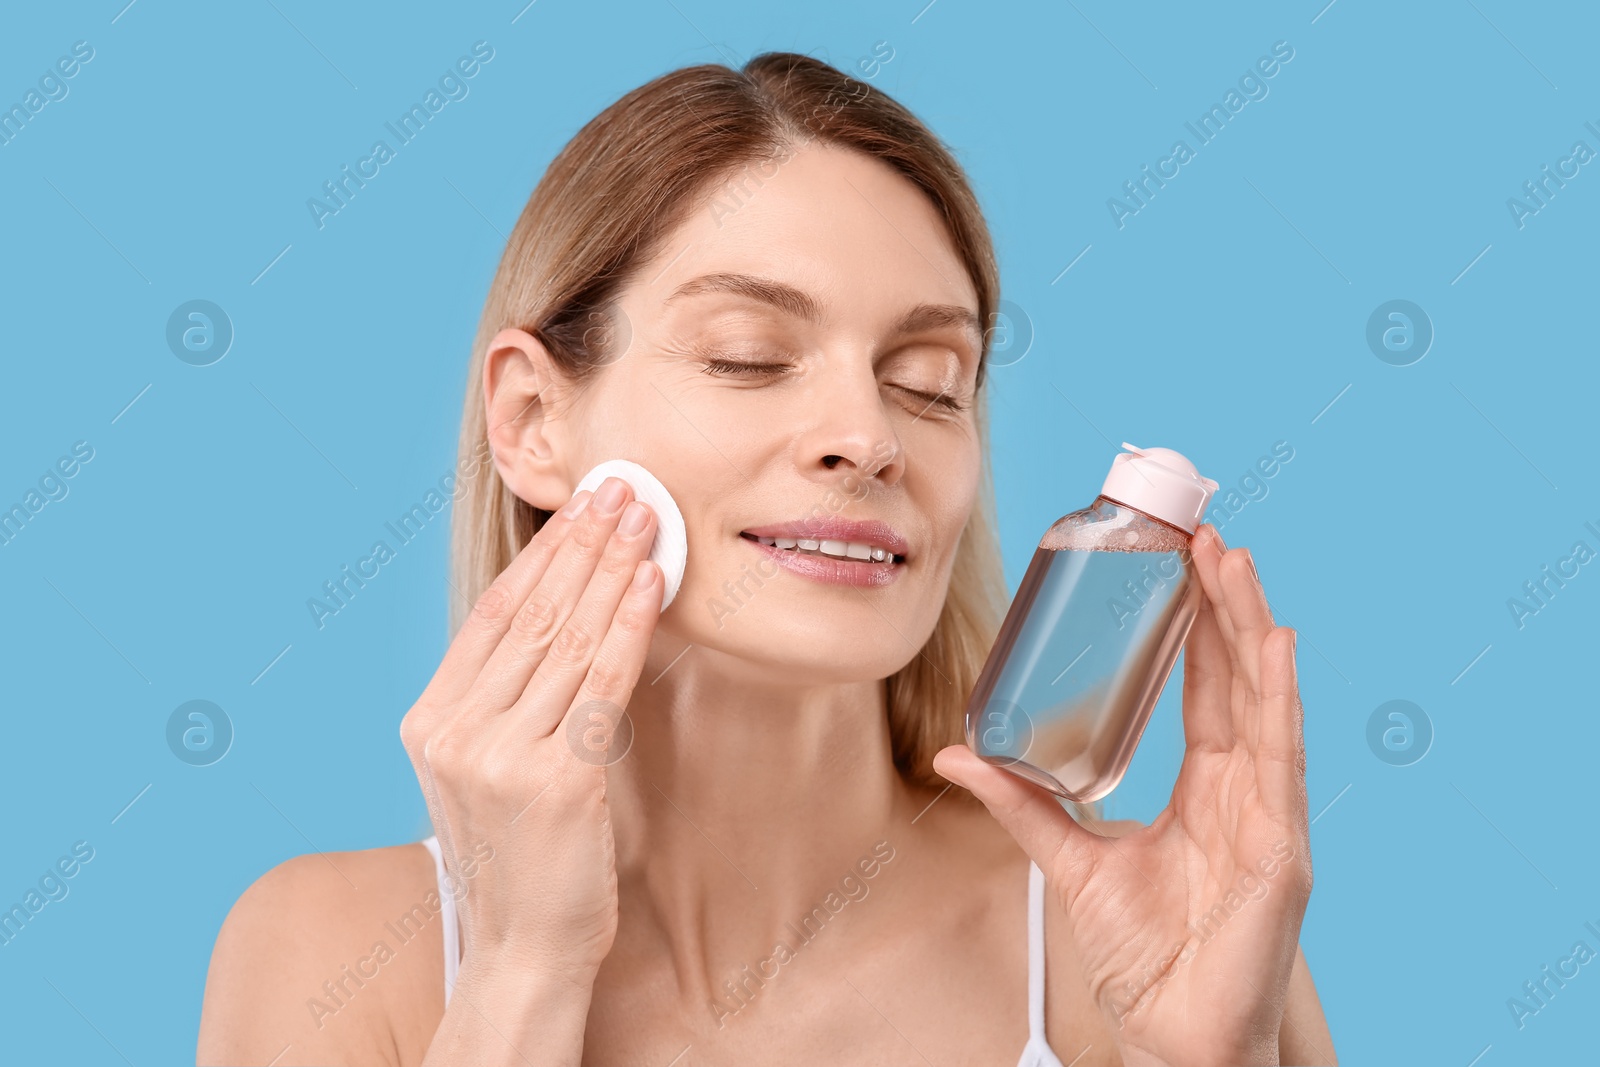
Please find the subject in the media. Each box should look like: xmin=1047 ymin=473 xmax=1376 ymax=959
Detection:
xmin=512 ymin=142 xmax=984 ymax=684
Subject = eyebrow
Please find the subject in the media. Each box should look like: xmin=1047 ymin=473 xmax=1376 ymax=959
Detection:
xmin=665 ymin=271 xmax=984 ymax=353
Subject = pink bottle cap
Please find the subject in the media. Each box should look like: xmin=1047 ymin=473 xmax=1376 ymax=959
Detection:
xmin=1098 ymin=442 xmax=1219 ymax=535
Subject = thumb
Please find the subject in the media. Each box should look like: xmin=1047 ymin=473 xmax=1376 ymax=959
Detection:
xmin=932 ymin=744 xmax=1105 ymax=881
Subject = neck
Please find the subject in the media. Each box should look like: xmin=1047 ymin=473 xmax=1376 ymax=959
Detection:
xmin=603 ymin=639 xmax=927 ymax=1010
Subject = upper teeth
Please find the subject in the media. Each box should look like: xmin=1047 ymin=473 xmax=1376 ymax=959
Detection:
xmin=754 ymin=536 xmax=894 ymax=563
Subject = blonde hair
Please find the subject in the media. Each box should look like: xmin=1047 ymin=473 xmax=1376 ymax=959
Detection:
xmin=449 ymin=52 xmax=1101 ymax=823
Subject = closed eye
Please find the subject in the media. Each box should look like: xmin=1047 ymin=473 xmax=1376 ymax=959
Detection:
xmin=896 ymin=386 xmax=966 ymax=413
xmin=697 ymin=355 xmax=968 ymax=413
xmin=698 ymin=356 xmax=789 ymax=377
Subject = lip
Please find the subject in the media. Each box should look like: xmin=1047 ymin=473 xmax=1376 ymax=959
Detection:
xmin=740 ymin=536 xmax=904 ymax=587
xmin=738 ymin=517 xmax=909 ymax=589
xmin=739 ymin=518 xmax=910 ymax=559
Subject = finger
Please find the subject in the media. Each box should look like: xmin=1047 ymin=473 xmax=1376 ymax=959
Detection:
xmin=1189 ymin=525 xmax=1241 ymax=667
xmin=1220 ymin=545 xmax=1276 ymax=706
xmin=518 ymin=499 xmax=660 ymax=736
xmin=1255 ymin=627 xmax=1307 ymax=830
xmin=1190 ymin=525 xmax=1262 ymax=750
xmin=412 ymin=488 xmax=593 ymax=717
xmin=1180 ymin=588 xmax=1235 ymax=755
xmin=550 ymin=558 xmax=663 ymax=759
xmin=470 ymin=477 xmax=638 ymax=713
xmin=932 ymin=744 xmax=1107 ymax=893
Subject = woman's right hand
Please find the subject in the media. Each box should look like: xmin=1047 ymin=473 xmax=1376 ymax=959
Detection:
xmin=400 ymin=475 xmax=663 ymax=992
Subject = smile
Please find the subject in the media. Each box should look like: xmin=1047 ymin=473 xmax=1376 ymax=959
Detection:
xmin=739 ymin=534 xmax=908 ymax=591
xmin=741 ymin=533 xmax=898 ymax=563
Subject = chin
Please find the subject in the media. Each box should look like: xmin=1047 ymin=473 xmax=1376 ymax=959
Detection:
xmin=672 ymin=579 xmax=924 ymax=685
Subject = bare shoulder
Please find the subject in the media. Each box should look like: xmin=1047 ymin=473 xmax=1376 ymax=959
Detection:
xmin=197 ymin=840 xmax=445 ymax=1067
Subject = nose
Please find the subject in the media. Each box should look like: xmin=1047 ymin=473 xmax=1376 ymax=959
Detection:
xmin=798 ymin=365 xmax=906 ymax=490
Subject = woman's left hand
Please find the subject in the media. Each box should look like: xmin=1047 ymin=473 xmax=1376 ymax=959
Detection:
xmin=934 ymin=524 xmax=1312 ymax=1067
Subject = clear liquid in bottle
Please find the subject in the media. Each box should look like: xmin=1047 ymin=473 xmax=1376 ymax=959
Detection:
xmin=966 ymin=445 xmax=1218 ymax=802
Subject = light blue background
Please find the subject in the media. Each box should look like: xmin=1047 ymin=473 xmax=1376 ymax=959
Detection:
xmin=2 ymin=1 xmax=1595 ymax=1062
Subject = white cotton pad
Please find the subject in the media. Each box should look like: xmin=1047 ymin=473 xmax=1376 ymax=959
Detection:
xmin=573 ymin=459 xmax=687 ymax=611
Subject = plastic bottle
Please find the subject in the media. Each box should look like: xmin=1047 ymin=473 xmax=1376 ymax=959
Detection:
xmin=965 ymin=443 xmax=1220 ymax=802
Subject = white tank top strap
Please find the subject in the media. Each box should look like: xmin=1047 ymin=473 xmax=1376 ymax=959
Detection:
xmin=420 ymin=835 xmax=461 ymax=1006
xmin=1019 ymin=859 xmax=1068 ymax=1067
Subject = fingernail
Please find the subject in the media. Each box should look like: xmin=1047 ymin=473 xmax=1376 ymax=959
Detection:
xmin=593 ymin=476 xmax=628 ymax=515
xmin=1212 ymin=527 xmax=1227 ymax=552
xmin=631 ymin=560 xmax=656 ymax=588
xmin=1245 ymin=550 xmax=1258 ymax=580
xmin=561 ymin=490 xmax=593 ymax=519
xmin=618 ymin=500 xmax=651 ymax=536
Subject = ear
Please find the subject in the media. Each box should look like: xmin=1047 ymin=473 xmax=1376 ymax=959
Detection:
xmin=483 ymin=327 xmax=577 ymax=512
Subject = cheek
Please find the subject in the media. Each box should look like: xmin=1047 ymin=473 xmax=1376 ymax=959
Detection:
xmin=916 ymin=442 xmax=981 ymax=563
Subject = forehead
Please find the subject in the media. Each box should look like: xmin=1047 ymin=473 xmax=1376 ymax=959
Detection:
xmin=629 ymin=142 xmax=979 ymax=328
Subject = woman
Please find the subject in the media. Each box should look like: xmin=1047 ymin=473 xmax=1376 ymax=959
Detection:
xmin=198 ymin=52 xmax=1335 ymax=1066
